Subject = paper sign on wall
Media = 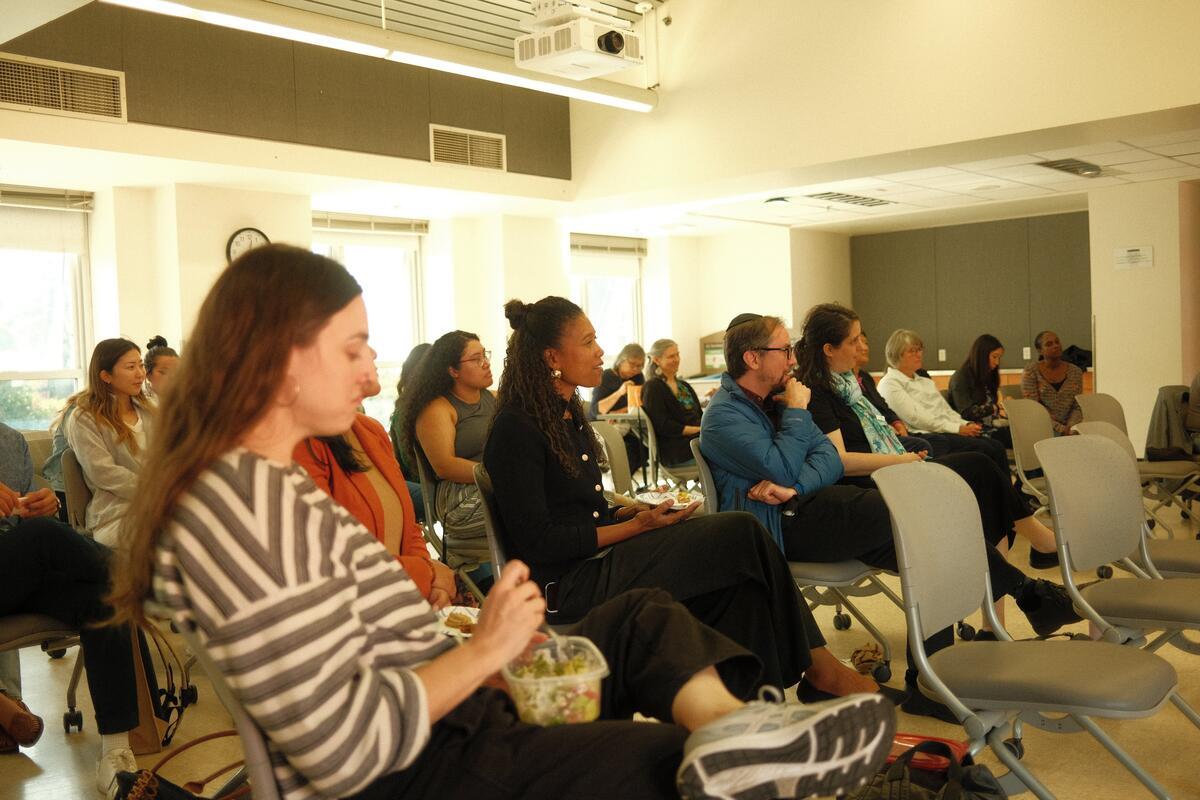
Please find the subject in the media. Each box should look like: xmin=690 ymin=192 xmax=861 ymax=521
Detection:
xmin=1114 ymin=246 xmax=1153 ymax=269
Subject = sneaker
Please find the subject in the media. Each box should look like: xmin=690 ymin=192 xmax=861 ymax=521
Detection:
xmin=1016 ymin=578 xmax=1082 ymax=637
xmin=97 ymin=747 xmax=137 ymax=798
xmin=1028 ymin=548 xmax=1059 ymax=569
xmin=676 ymin=688 xmax=894 ymax=800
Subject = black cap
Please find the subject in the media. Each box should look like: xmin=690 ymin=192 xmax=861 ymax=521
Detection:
xmin=726 ymin=312 xmax=763 ymax=332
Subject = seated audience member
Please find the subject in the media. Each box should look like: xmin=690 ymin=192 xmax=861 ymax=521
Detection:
xmin=295 ymin=350 xmax=458 ymax=608
xmin=390 ymin=342 xmax=432 ymax=521
xmin=589 ymin=343 xmax=649 ymax=472
xmin=142 ymin=336 xmax=179 ymax=400
xmin=949 ymin=334 xmax=1012 ymax=448
xmin=39 ymin=404 xmax=74 ymax=523
xmin=484 ymin=295 xmax=880 ymax=698
xmin=876 ymin=329 xmax=1009 ymax=474
xmin=397 ymin=331 xmax=495 ymax=544
xmin=107 ymin=247 xmax=893 ymax=800
xmin=64 ymin=339 xmax=153 ymax=547
xmin=853 ymin=331 xmax=930 ymax=455
xmin=1021 ymin=330 xmax=1083 ymax=435
xmin=642 ymin=339 xmax=703 ymax=468
xmin=0 ymin=422 xmax=146 ymax=796
xmin=700 ymin=311 xmax=1078 ymax=720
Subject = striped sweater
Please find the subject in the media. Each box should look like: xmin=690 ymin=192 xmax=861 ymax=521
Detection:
xmin=153 ymin=449 xmax=455 ymax=799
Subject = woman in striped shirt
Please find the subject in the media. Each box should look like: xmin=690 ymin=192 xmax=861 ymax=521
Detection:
xmin=107 ymin=245 xmax=891 ymax=800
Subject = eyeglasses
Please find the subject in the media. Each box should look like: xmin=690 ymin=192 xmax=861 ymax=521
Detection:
xmin=459 ymin=350 xmax=491 ymax=365
xmin=755 ymin=347 xmax=793 ymax=356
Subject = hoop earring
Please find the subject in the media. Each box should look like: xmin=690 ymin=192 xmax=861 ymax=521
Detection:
xmin=551 ymin=369 xmax=563 ymax=379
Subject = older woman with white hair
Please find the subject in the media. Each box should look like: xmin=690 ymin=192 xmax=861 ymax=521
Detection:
xmin=641 ymin=338 xmax=703 ymax=467
xmin=876 ymin=329 xmax=1010 ymax=475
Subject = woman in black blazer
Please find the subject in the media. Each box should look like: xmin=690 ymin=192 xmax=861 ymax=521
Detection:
xmin=641 ymin=339 xmax=702 ymax=467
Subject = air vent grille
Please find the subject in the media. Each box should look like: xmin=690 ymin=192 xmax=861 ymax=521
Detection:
xmin=554 ymin=27 xmax=574 ymax=51
xmin=430 ymin=125 xmax=506 ymax=171
xmin=1036 ymin=158 xmax=1106 ymax=178
xmin=805 ymin=191 xmax=893 ymax=207
xmin=0 ymin=52 xmax=125 ymax=122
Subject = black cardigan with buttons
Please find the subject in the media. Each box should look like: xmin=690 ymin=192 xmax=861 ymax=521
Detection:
xmin=483 ymin=402 xmax=620 ymax=588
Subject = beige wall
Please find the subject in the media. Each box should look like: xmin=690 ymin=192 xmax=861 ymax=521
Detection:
xmin=643 ymin=236 xmax=702 ymax=375
xmin=1179 ymin=181 xmax=1200 ymax=381
xmin=790 ymin=230 xmax=852 ymax=328
xmin=1088 ymin=181 xmax=1184 ymax=452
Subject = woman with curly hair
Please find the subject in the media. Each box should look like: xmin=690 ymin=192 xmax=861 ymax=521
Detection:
xmin=482 ymin=296 xmax=879 ymax=697
xmin=396 ymin=331 xmax=495 ymax=545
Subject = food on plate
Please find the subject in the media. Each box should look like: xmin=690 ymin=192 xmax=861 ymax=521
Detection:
xmin=675 ymin=490 xmax=691 ymax=504
xmin=444 ymin=611 xmax=475 ymax=634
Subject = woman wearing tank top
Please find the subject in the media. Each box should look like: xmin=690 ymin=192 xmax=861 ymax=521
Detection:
xmin=396 ymin=331 xmax=496 ymax=543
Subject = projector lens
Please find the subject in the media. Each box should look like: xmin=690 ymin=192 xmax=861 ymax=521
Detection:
xmin=597 ymin=30 xmax=625 ymax=54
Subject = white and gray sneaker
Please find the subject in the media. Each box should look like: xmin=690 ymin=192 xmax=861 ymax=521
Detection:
xmin=676 ymin=688 xmax=895 ymax=800
xmin=97 ymin=746 xmax=137 ymax=798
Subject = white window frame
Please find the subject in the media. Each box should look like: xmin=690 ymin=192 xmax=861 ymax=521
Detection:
xmin=569 ymin=251 xmax=645 ymax=348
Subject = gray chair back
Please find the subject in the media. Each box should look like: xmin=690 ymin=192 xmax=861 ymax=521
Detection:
xmin=1004 ymin=398 xmax=1054 ymax=473
xmin=22 ymin=431 xmax=53 ymax=489
xmin=472 ymin=463 xmax=508 ymax=574
xmin=589 ymin=420 xmax=632 ymax=496
xmin=873 ymin=462 xmax=990 ymax=641
xmin=411 ymin=444 xmax=446 ymax=560
xmin=165 ymin=609 xmax=281 ymax=800
xmin=690 ymin=438 xmax=719 ymax=513
xmin=1035 ymin=434 xmax=1145 ymax=572
xmin=998 ymin=384 xmax=1023 ymax=400
xmin=1078 ymin=392 xmax=1128 ymax=434
xmin=1073 ymin=421 xmax=1139 ymax=461
xmin=61 ymin=448 xmax=91 ymax=532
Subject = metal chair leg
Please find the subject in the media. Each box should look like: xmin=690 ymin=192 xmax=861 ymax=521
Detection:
xmin=986 ymin=727 xmax=1055 ymax=800
xmin=1072 ymin=713 xmax=1170 ymax=799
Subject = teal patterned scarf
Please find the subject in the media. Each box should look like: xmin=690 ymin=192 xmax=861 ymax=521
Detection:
xmin=831 ymin=371 xmax=906 ymax=455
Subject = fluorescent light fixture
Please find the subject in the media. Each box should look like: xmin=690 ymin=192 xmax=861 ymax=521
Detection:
xmin=99 ymin=0 xmax=654 ymax=112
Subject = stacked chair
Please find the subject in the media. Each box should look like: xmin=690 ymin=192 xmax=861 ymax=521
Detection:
xmin=875 ymin=460 xmax=1197 ymax=800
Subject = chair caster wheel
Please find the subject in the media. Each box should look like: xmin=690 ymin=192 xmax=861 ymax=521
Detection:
xmin=957 ymin=622 xmax=976 ymax=641
xmin=1097 ymin=565 xmax=1113 ymax=579
xmin=180 ymin=685 xmax=199 ymax=707
xmin=1146 ymin=518 xmax=1156 ymax=529
xmin=47 ymin=649 xmax=67 ymax=659
xmin=63 ymin=708 xmax=84 ymax=733
xmin=832 ymin=613 xmax=851 ymax=631
xmin=1002 ymin=737 xmax=1025 ymax=760
xmin=872 ymin=663 xmax=892 ymax=683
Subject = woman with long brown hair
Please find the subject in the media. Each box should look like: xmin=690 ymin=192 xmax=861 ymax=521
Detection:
xmin=63 ymin=337 xmax=152 ymax=547
xmin=483 ymin=296 xmax=880 ymax=698
xmin=107 ymin=246 xmax=893 ymax=800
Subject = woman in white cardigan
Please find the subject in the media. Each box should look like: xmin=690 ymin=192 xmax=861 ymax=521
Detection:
xmin=64 ymin=338 xmax=154 ymax=547
xmin=876 ymin=329 xmax=1009 ymax=476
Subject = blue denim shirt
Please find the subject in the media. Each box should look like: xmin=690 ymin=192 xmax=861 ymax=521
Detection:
xmin=699 ymin=373 xmax=844 ymax=549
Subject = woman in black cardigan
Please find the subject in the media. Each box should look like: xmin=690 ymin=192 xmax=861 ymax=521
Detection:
xmin=641 ymin=339 xmax=702 ymax=467
xmin=948 ymin=334 xmax=1012 ymax=448
xmin=483 ymin=296 xmax=880 ymax=697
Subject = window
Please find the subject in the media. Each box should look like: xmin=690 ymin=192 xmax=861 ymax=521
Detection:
xmin=312 ymin=229 xmax=423 ymax=429
xmin=0 ymin=203 xmax=90 ymax=431
xmin=569 ymin=236 xmax=646 ymax=357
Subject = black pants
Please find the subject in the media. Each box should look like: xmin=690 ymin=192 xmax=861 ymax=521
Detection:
xmin=347 ymin=589 xmax=761 ymax=800
xmin=0 ymin=517 xmax=143 ymax=735
xmin=920 ymin=432 xmax=1010 ymax=475
xmin=554 ymin=512 xmax=824 ymax=691
xmin=622 ymin=431 xmax=649 ymax=473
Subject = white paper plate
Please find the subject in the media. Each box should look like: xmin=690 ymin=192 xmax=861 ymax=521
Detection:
xmin=436 ymin=605 xmax=480 ymax=638
xmin=634 ymin=489 xmax=704 ymax=510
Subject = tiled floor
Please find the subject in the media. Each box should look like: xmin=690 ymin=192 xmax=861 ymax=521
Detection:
xmin=3 ymin=509 xmax=1198 ymax=799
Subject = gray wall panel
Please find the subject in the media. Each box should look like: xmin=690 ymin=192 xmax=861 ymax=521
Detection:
xmin=0 ymin=3 xmax=123 ymax=72
xmin=429 ymin=71 xmax=504 ymax=133
xmin=294 ymin=48 xmax=430 ymax=160
xmin=1028 ymin=211 xmax=1092 ymax=355
xmin=851 ymin=229 xmax=937 ymax=372
xmin=501 ymin=85 xmax=571 ymax=179
xmin=934 ymin=218 xmax=1030 ymax=371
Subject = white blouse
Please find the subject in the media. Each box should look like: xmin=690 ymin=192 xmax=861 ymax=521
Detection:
xmin=877 ymin=367 xmax=968 ymax=434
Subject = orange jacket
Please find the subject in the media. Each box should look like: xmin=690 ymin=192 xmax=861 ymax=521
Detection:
xmin=293 ymin=414 xmax=434 ymax=599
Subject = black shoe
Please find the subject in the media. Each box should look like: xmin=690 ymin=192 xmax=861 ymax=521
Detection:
xmin=797 ymin=678 xmax=908 ymax=706
xmin=899 ymin=682 xmax=959 ymax=724
xmin=971 ymin=630 xmax=999 ymax=641
xmin=1016 ymin=578 xmax=1082 ymax=637
xmin=1028 ymin=548 xmax=1059 ymax=569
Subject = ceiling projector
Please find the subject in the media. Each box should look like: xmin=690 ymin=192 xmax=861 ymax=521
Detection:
xmin=515 ymin=0 xmax=644 ymax=81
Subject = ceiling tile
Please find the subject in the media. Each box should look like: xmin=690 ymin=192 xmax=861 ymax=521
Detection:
xmin=1111 ymin=157 xmax=1185 ymax=173
xmin=875 ymin=166 xmax=963 ymax=182
xmin=1088 ymin=148 xmax=1163 ymax=166
xmin=1031 ymin=141 xmax=1131 ymax=160
xmin=966 ymin=185 xmax=1056 ymax=201
xmin=1043 ymin=176 xmax=1128 ymax=191
xmin=1123 ymin=128 xmax=1200 ymax=148
xmin=1178 ymin=154 xmax=1200 ymax=166
xmin=1144 ymin=139 xmax=1200 ymax=157
xmin=875 ymin=187 xmax=966 ymax=202
xmin=971 ymin=164 xmax=1066 ymax=184
xmin=1117 ymin=166 xmax=1200 ymax=182
xmin=950 ymin=154 xmax=1043 ymax=171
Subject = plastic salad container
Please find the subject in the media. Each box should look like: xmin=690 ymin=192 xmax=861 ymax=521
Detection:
xmin=501 ymin=636 xmax=609 ymax=726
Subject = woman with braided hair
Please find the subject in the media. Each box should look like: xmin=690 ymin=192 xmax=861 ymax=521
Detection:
xmin=483 ymin=296 xmax=880 ymax=697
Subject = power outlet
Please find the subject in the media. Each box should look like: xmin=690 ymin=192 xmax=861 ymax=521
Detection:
xmin=1023 ymin=346 xmax=1031 ymax=360
xmin=938 ymin=348 xmax=946 ymax=362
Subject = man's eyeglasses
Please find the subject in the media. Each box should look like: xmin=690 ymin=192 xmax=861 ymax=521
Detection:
xmin=459 ymin=350 xmax=492 ymax=365
xmin=755 ymin=347 xmax=793 ymax=356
